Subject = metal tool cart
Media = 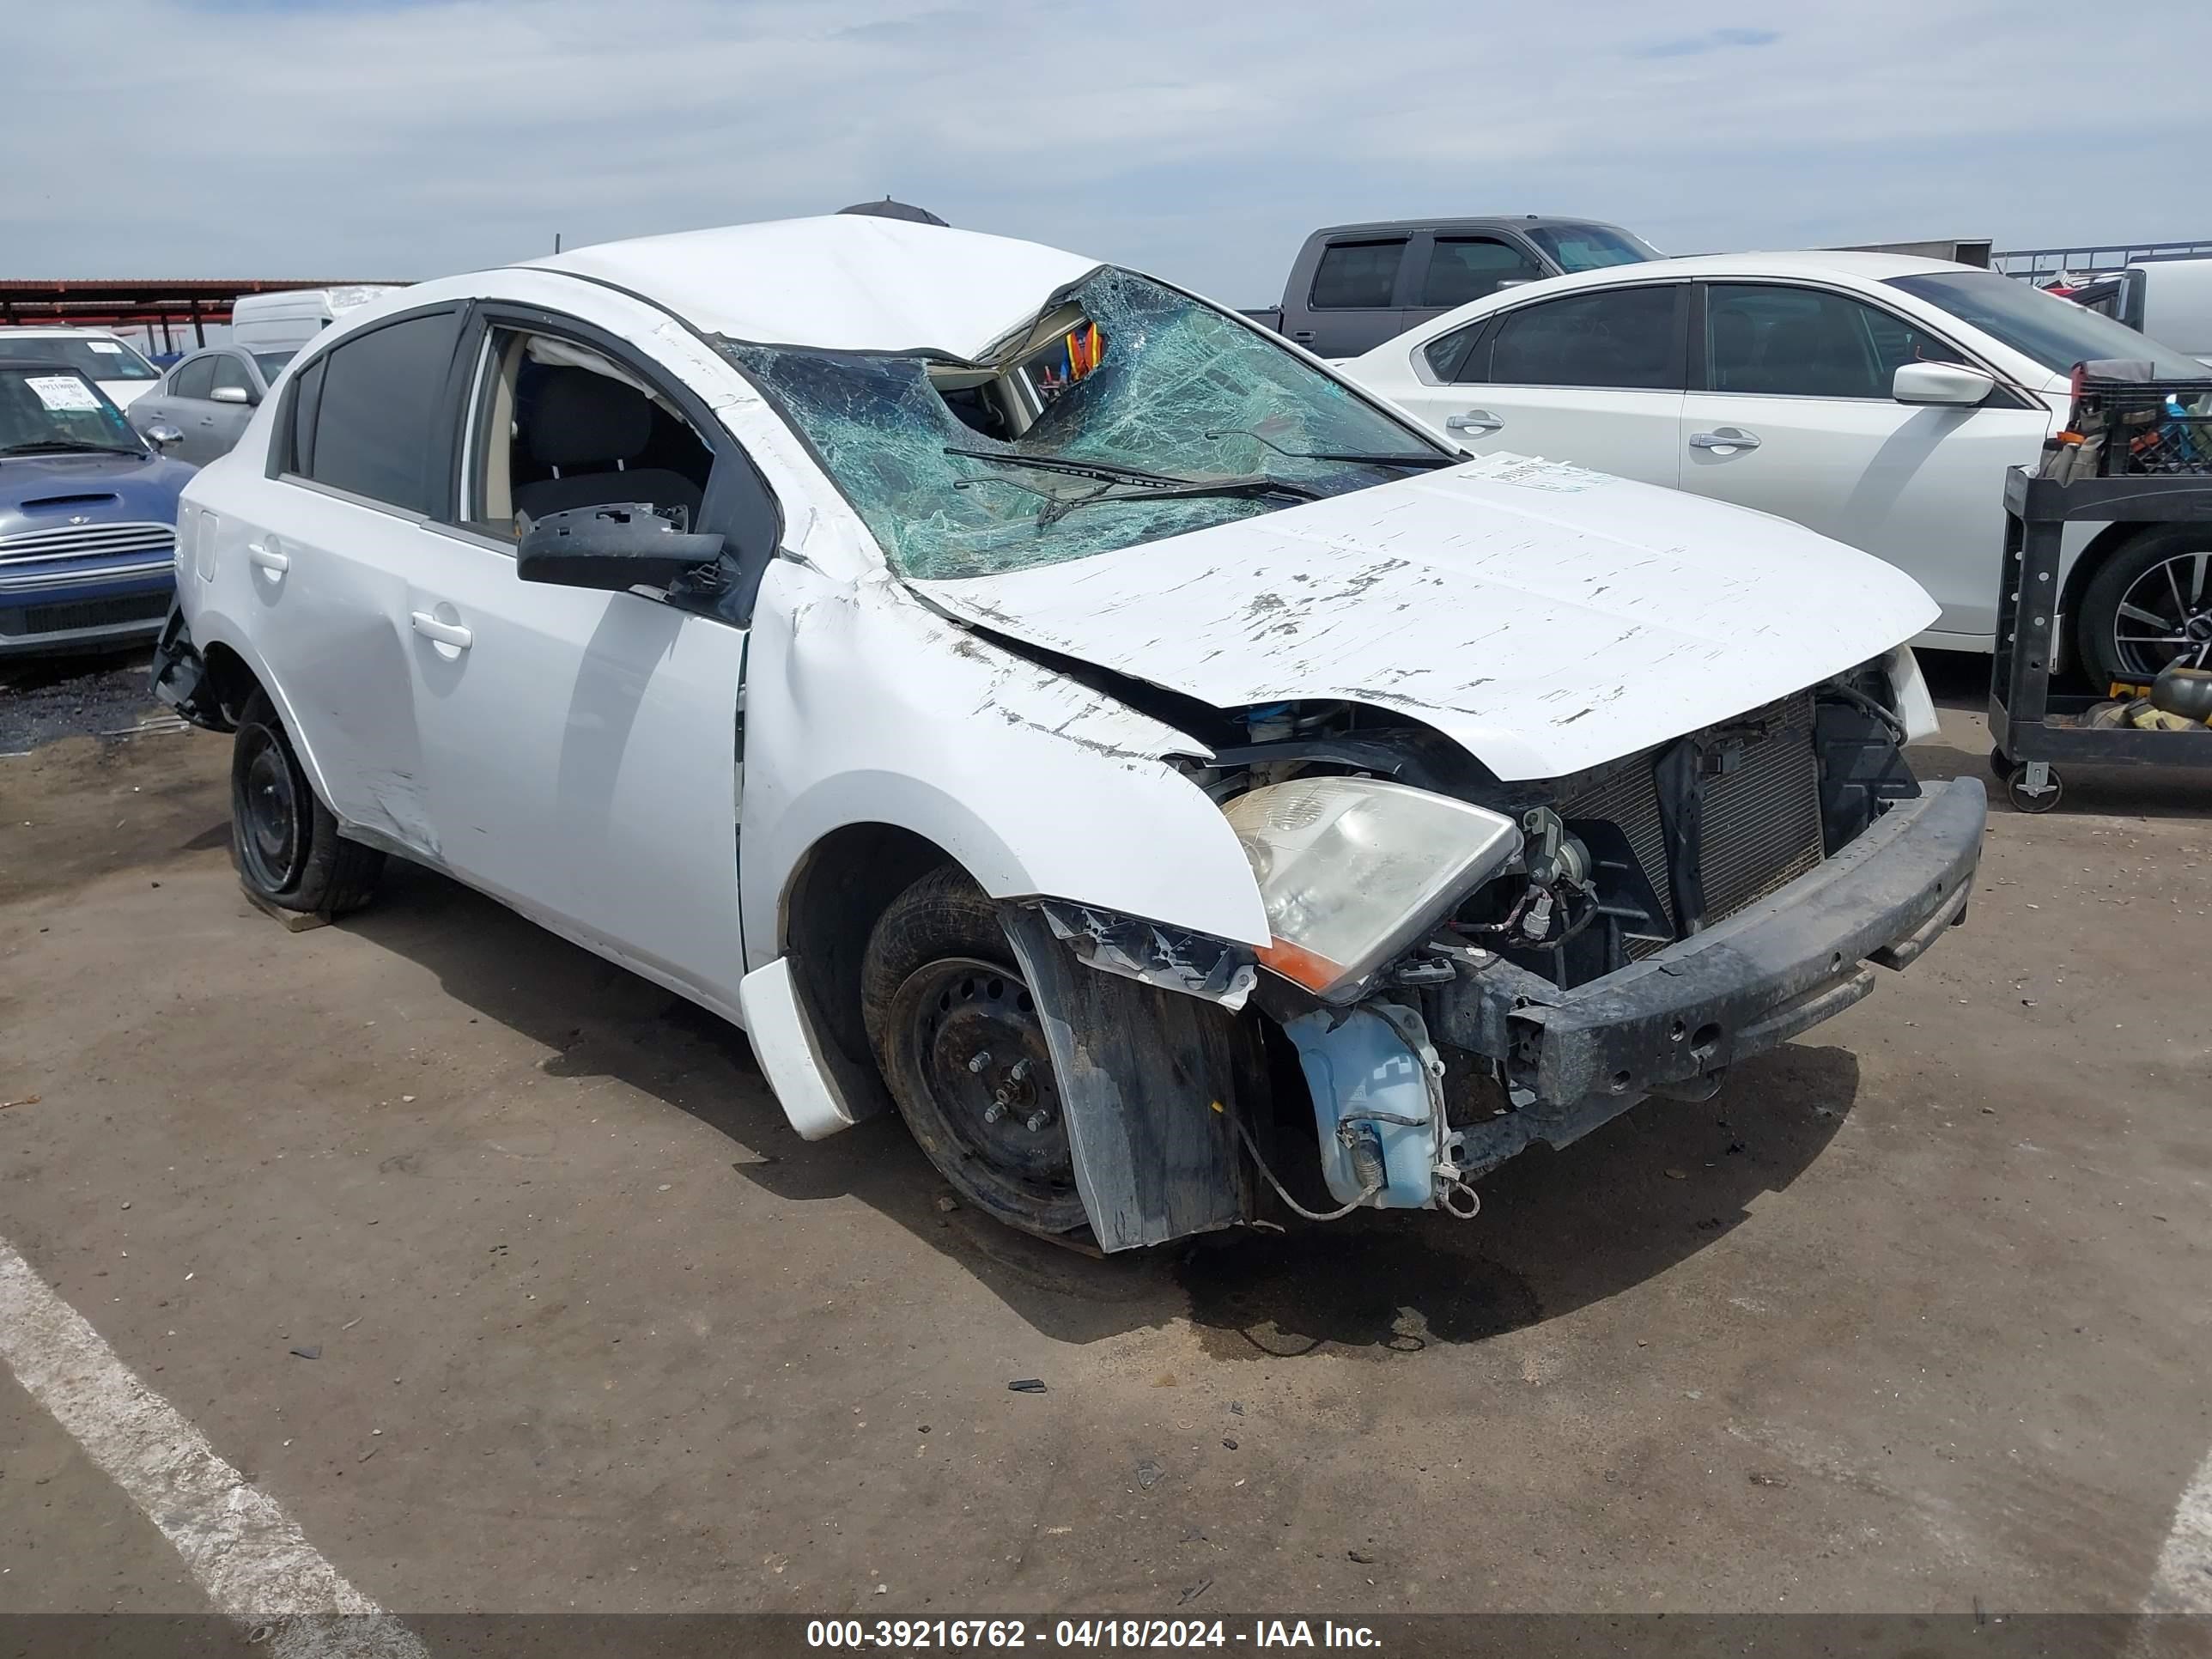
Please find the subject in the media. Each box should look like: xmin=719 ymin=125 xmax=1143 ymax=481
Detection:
xmin=1988 ymin=369 xmax=2212 ymax=813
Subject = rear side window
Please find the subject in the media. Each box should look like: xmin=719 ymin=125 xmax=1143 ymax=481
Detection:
xmin=1421 ymin=238 xmax=1543 ymax=308
xmin=1423 ymin=323 xmax=1483 ymax=381
xmin=173 ymin=357 xmax=216 ymax=399
xmin=1310 ymin=240 xmax=1406 ymax=310
xmin=1490 ymin=285 xmax=1681 ymax=390
xmin=289 ymin=310 xmax=463 ymax=514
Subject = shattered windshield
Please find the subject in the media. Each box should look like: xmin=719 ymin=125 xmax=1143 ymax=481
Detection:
xmin=725 ymin=267 xmax=1451 ymax=580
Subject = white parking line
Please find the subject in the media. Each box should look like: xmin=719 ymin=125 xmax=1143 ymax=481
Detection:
xmin=0 ymin=1239 xmax=426 ymax=1658
xmin=2144 ymin=1447 xmax=2212 ymax=1614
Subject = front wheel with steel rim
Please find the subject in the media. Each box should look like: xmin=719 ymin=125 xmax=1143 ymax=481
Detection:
xmin=228 ymin=690 xmax=385 ymax=915
xmin=2078 ymin=529 xmax=2212 ymax=684
xmin=860 ymin=865 xmax=1088 ymax=1239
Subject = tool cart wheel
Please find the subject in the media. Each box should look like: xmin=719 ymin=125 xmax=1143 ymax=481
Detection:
xmin=1988 ymin=749 xmax=2014 ymax=782
xmin=2005 ymin=761 xmax=2064 ymax=814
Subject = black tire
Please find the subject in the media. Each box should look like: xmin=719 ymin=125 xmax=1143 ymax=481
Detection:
xmin=860 ymin=865 xmax=1088 ymax=1238
xmin=1987 ymin=748 xmax=2014 ymax=782
xmin=2076 ymin=526 xmax=2212 ymax=686
xmin=229 ymin=690 xmax=385 ymax=915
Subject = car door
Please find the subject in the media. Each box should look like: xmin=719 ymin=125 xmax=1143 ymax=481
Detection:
xmin=403 ymin=306 xmax=769 ymax=1013
xmin=1301 ymin=237 xmax=1412 ymax=357
xmin=160 ymin=355 xmax=220 ymax=464
xmin=1398 ymin=233 xmax=1547 ymax=337
xmin=1387 ymin=281 xmax=1687 ymax=484
xmin=204 ymin=352 xmax=261 ymax=459
xmin=1675 ymin=281 xmax=2056 ymax=641
xmin=251 ymin=305 xmax=472 ymax=852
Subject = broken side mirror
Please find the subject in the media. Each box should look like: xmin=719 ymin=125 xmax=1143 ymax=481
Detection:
xmin=516 ymin=502 xmax=726 ymax=593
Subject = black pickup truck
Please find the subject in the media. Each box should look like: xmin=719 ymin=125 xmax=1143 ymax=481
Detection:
xmin=1245 ymin=216 xmax=1662 ymax=357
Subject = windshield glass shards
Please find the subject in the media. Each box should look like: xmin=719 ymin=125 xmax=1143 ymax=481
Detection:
xmin=725 ymin=267 xmax=1451 ymax=580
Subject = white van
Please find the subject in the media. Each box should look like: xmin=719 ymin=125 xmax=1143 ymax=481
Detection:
xmin=228 ymin=285 xmax=404 ymax=351
xmin=2064 ymin=258 xmax=2212 ymax=368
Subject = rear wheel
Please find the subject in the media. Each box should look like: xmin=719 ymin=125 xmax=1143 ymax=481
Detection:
xmin=230 ymin=691 xmax=384 ymax=915
xmin=860 ymin=865 xmax=1087 ymax=1238
xmin=2078 ymin=528 xmax=2212 ymax=684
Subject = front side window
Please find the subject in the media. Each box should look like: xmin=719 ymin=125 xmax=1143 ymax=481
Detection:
xmin=0 ymin=367 xmax=142 ymax=455
xmin=211 ymin=356 xmax=255 ymax=399
xmin=1422 ymin=238 xmax=1543 ymax=308
xmin=460 ymin=327 xmax=715 ymax=541
xmin=1310 ymin=240 xmax=1406 ymax=310
xmin=173 ymin=357 xmax=217 ymax=400
xmin=15 ymin=336 xmax=160 ymax=382
xmin=1489 ymin=284 xmax=1681 ymax=390
xmin=1888 ymin=269 xmax=2208 ymax=380
xmin=730 ymin=267 xmax=1446 ymax=581
xmin=291 ymin=310 xmax=463 ymax=514
xmin=252 ymin=350 xmax=296 ymax=386
xmin=1706 ymin=283 xmax=1961 ymax=399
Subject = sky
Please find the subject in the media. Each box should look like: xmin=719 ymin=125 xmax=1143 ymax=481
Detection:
xmin=9 ymin=0 xmax=2211 ymax=305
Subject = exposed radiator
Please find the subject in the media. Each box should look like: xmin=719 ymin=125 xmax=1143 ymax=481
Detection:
xmin=1698 ymin=692 xmax=1824 ymax=922
xmin=1556 ymin=691 xmax=1823 ymax=950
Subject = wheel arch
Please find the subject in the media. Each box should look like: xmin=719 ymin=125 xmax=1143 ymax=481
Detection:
xmin=183 ymin=611 xmax=343 ymax=809
xmin=775 ymin=820 xmax=961 ymax=1129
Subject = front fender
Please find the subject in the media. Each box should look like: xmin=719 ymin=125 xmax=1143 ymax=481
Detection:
xmin=739 ymin=560 xmax=1270 ymax=972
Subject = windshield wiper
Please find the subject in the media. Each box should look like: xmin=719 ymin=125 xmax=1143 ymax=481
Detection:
xmin=0 ymin=440 xmax=141 ymax=457
xmin=1036 ymin=473 xmax=1325 ymax=526
xmin=1206 ymin=427 xmax=1460 ymax=470
xmin=943 ymin=447 xmax=1189 ymax=489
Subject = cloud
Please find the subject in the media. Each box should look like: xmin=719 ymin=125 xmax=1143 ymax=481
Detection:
xmin=3 ymin=0 xmax=2209 ymax=307
xmin=1629 ymin=24 xmax=1782 ymax=58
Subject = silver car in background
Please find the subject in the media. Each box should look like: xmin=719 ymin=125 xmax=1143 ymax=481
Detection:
xmin=127 ymin=345 xmax=296 ymax=466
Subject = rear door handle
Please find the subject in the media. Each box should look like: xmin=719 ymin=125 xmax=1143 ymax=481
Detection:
xmin=1689 ymin=428 xmax=1761 ymax=452
xmin=246 ymin=542 xmax=289 ymax=572
xmin=409 ymin=611 xmax=472 ymax=650
xmin=1445 ymin=410 xmax=1504 ymax=434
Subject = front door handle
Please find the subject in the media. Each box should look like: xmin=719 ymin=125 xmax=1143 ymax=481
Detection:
xmin=409 ymin=611 xmax=472 ymax=650
xmin=246 ymin=542 xmax=289 ymax=572
xmin=1445 ymin=410 xmax=1504 ymax=434
xmin=1689 ymin=428 xmax=1761 ymax=452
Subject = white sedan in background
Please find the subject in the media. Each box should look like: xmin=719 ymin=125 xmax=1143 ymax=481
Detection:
xmin=1343 ymin=253 xmax=2212 ymax=684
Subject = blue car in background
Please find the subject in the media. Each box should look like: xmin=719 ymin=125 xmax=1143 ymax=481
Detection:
xmin=1 ymin=361 xmax=194 ymax=657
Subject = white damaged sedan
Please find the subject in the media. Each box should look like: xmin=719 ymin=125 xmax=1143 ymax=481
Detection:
xmin=152 ymin=216 xmax=1985 ymax=1251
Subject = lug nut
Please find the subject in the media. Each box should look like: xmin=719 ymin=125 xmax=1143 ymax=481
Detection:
xmin=1024 ymin=1109 xmax=1053 ymax=1133
xmin=983 ymin=1102 xmax=1006 ymax=1124
xmin=966 ymin=1051 xmax=991 ymax=1074
xmin=1008 ymin=1059 xmax=1030 ymax=1083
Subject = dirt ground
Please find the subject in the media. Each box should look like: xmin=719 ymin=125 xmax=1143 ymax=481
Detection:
xmin=2 ymin=657 xmax=2209 ymax=1621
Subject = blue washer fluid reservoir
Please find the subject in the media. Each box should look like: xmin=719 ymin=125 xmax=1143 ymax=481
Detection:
xmin=1282 ymin=1006 xmax=1441 ymax=1208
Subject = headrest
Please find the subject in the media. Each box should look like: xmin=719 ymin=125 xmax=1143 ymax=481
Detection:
xmin=529 ymin=368 xmax=652 ymax=468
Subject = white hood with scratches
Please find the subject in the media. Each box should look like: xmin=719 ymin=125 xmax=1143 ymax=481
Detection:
xmin=911 ymin=457 xmax=1939 ymax=781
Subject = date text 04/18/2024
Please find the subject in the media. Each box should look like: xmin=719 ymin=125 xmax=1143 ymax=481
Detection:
xmin=805 ymin=1620 xmax=1383 ymax=1649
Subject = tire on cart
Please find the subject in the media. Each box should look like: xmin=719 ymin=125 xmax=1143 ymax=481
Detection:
xmin=2005 ymin=761 xmax=2064 ymax=814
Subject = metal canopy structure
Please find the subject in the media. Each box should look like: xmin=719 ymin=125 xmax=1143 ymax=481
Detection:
xmin=0 ymin=277 xmax=408 ymax=349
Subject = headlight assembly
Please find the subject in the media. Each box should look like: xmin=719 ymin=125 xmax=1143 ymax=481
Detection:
xmin=1221 ymin=777 xmax=1522 ymax=1002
